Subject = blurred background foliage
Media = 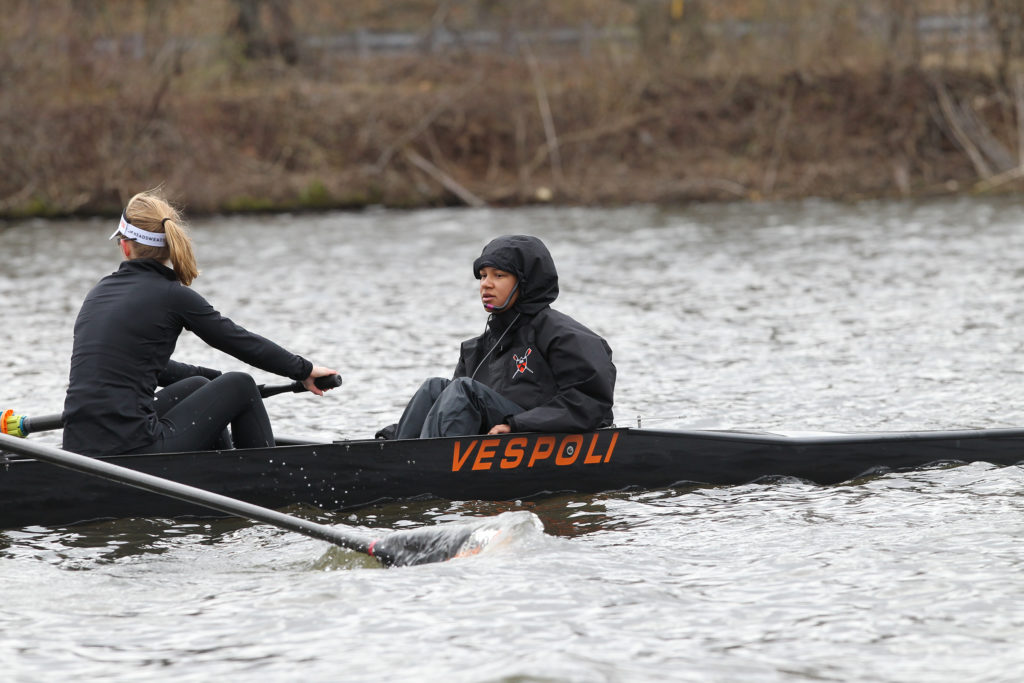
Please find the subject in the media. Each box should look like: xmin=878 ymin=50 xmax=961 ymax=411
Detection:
xmin=2 ymin=0 xmax=1024 ymax=215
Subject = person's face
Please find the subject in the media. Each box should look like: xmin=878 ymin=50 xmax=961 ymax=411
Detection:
xmin=479 ymin=266 xmax=519 ymax=312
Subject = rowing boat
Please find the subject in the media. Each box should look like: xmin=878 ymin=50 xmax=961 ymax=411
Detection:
xmin=2 ymin=424 xmax=1024 ymax=529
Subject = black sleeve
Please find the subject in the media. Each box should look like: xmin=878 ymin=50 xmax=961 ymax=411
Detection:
xmin=158 ymin=360 xmax=222 ymax=387
xmin=171 ymin=287 xmax=313 ymax=382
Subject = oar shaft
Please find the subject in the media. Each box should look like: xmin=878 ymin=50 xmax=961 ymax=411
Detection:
xmin=6 ymin=373 xmax=343 ymax=436
xmin=24 ymin=414 xmax=63 ymax=435
xmin=0 ymin=410 xmax=59 ymax=438
xmin=0 ymin=432 xmax=373 ymax=555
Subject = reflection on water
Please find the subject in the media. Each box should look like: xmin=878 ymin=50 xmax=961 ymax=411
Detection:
xmin=5 ymin=198 xmax=1024 ymax=442
xmin=0 ymin=518 xmax=248 ymax=566
xmin=3 ymin=198 xmax=1024 ymax=681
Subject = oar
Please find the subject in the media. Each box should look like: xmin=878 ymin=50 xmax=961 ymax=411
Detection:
xmin=259 ymin=372 xmax=342 ymax=398
xmin=2 ymin=374 xmax=342 ymax=437
xmin=0 ymin=431 xmax=494 ymax=567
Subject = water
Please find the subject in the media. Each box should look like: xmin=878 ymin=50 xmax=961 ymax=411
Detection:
xmin=2 ymin=198 xmax=1024 ymax=681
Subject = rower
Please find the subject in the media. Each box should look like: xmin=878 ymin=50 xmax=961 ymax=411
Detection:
xmin=62 ymin=190 xmax=338 ymax=457
xmin=377 ymin=234 xmax=615 ymax=439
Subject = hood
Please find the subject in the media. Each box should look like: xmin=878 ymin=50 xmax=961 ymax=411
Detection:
xmin=472 ymin=235 xmax=558 ymax=315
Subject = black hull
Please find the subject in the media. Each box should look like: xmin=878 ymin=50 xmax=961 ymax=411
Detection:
xmin=3 ymin=426 xmax=1024 ymax=529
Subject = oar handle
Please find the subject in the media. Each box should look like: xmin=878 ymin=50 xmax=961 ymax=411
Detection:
xmin=258 ymin=373 xmax=342 ymax=398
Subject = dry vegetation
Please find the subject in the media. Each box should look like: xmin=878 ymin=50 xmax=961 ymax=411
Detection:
xmin=2 ymin=0 xmax=1024 ymax=216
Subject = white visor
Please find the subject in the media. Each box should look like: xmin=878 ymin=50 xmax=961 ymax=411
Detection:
xmin=109 ymin=213 xmax=167 ymax=248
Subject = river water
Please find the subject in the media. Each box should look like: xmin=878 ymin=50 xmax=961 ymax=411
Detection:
xmin=1 ymin=198 xmax=1023 ymax=681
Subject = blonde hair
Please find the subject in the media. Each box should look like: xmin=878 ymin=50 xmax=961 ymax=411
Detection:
xmin=123 ymin=190 xmax=200 ymax=286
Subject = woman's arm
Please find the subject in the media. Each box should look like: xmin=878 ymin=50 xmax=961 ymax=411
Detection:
xmin=158 ymin=359 xmax=222 ymax=387
xmin=172 ymin=287 xmax=325 ymax=383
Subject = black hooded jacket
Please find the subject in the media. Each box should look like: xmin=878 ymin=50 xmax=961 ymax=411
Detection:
xmin=62 ymin=259 xmax=312 ymax=457
xmin=453 ymin=235 xmax=616 ymax=433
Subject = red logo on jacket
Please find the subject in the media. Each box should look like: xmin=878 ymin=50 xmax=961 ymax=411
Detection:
xmin=513 ymin=348 xmax=533 ymax=377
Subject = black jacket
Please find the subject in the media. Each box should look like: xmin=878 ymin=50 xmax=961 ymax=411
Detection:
xmin=454 ymin=235 xmax=615 ymax=432
xmin=62 ymin=259 xmax=312 ymax=457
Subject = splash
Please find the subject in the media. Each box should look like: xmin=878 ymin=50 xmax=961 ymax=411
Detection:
xmin=372 ymin=510 xmax=545 ymax=567
xmin=450 ymin=510 xmax=546 ymax=560
xmin=310 ymin=510 xmax=546 ymax=570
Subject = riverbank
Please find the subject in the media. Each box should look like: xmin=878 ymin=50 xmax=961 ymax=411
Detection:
xmin=2 ymin=58 xmax=1020 ymax=218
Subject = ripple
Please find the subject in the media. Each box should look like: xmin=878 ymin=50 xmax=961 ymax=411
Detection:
xmin=5 ymin=199 xmax=1024 ymax=681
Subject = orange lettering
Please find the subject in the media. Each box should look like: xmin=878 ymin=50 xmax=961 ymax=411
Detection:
xmin=500 ymin=437 xmax=528 ymax=469
xmin=527 ymin=436 xmax=556 ymax=467
xmin=556 ymin=435 xmax=584 ymax=466
xmin=452 ymin=440 xmax=478 ymax=472
xmin=584 ymin=432 xmax=603 ymax=464
xmin=603 ymin=431 xmax=619 ymax=462
xmin=473 ymin=438 xmax=500 ymax=471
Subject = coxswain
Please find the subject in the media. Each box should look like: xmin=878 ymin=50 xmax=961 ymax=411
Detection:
xmin=377 ymin=234 xmax=615 ymax=439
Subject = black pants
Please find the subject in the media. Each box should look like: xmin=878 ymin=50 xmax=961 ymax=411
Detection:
xmin=153 ymin=376 xmax=232 ymax=449
xmin=395 ymin=377 xmax=523 ymax=439
xmin=130 ymin=372 xmax=274 ymax=454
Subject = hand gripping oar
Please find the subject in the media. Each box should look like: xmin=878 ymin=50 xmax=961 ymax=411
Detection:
xmin=258 ymin=372 xmax=342 ymax=398
xmin=0 ymin=430 xmax=506 ymax=567
xmin=2 ymin=374 xmax=343 ymax=438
